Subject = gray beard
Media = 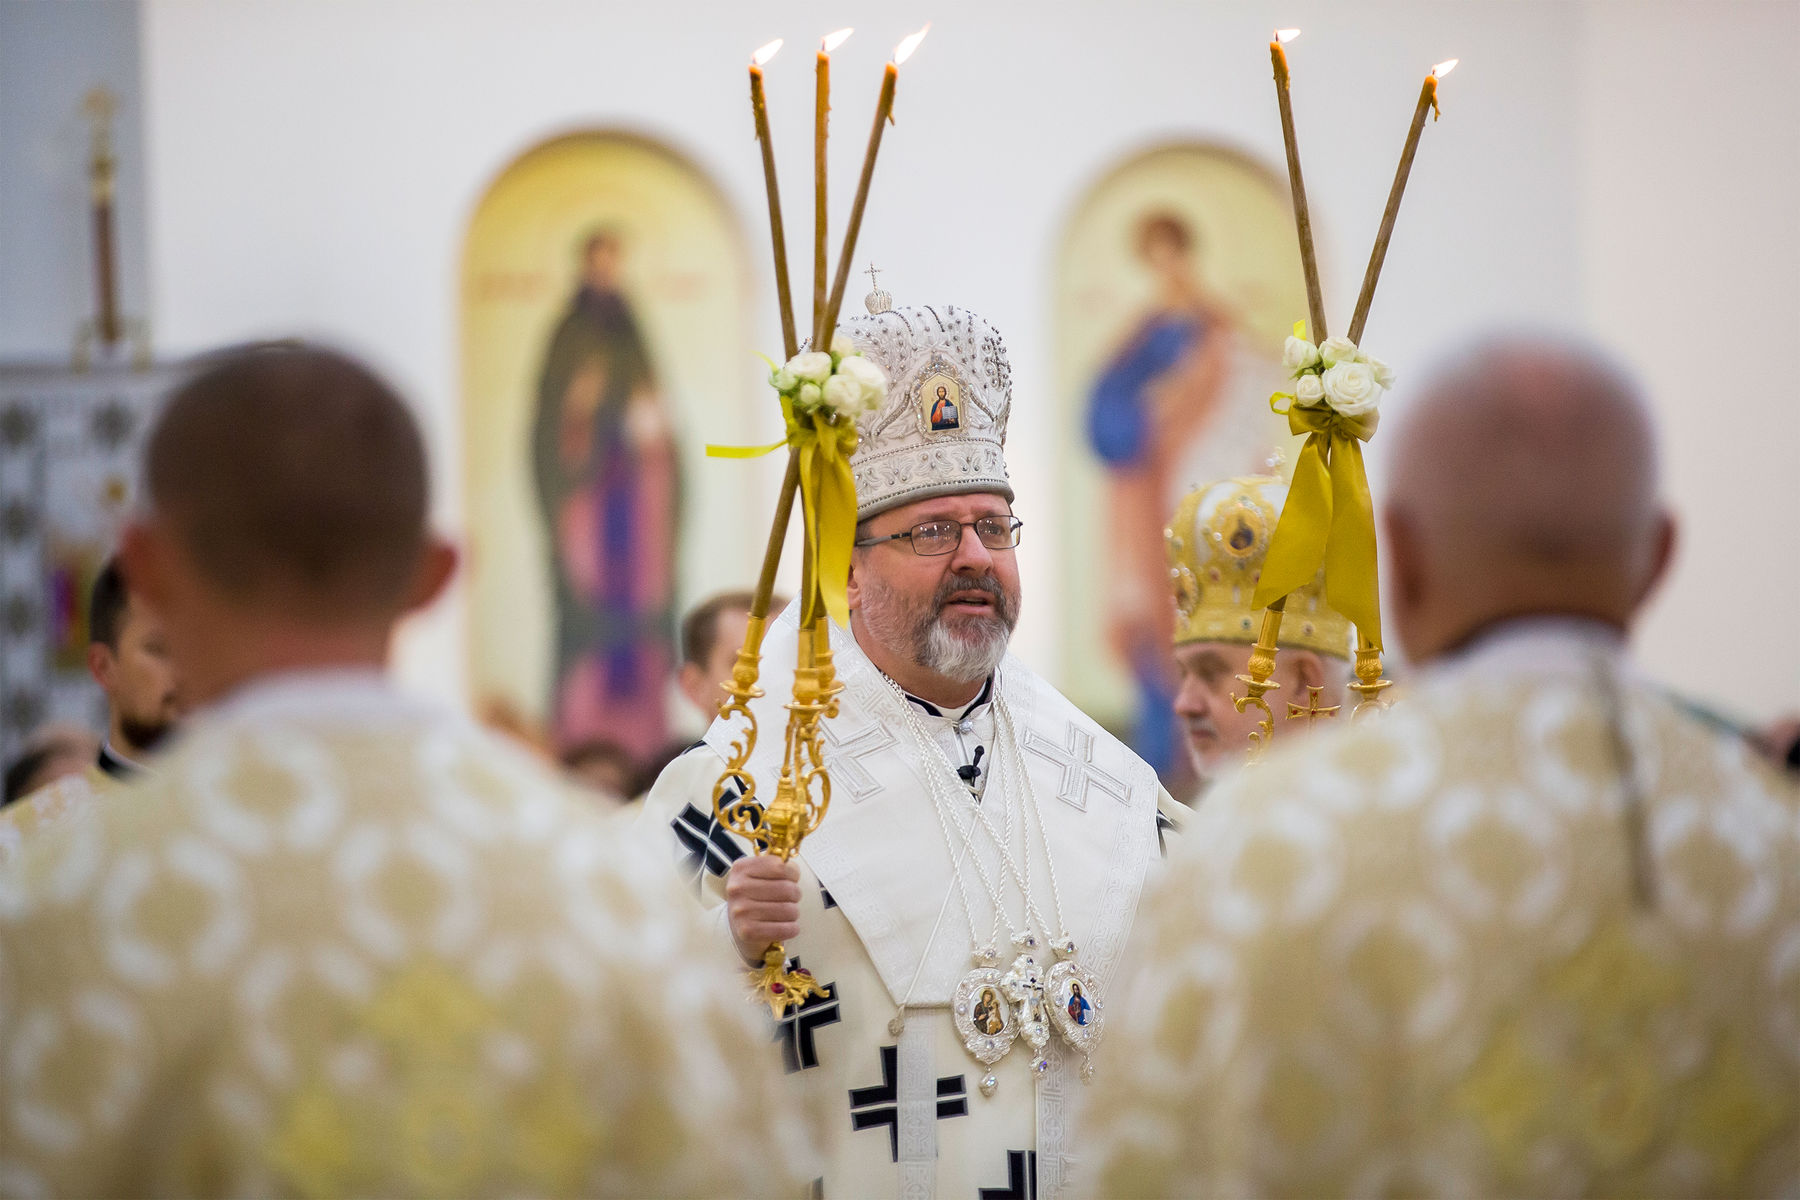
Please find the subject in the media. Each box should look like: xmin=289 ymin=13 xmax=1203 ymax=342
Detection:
xmin=860 ymin=569 xmax=1020 ymax=685
xmin=921 ymin=610 xmax=1012 ymax=682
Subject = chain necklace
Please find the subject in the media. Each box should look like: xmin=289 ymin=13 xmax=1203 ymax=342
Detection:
xmin=880 ymin=669 xmax=1107 ymax=1090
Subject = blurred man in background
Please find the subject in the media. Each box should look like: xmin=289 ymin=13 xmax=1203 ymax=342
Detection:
xmin=0 ymin=343 xmax=813 ymax=1196
xmin=86 ymin=554 xmax=185 ymax=779
xmin=0 ymin=558 xmax=187 ymax=859
xmin=677 ymin=588 xmax=764 ymax=723
xmin=1163 ymin=474 xmax=1351 ymax=796
xmin=1086 ymin=335 xmax=1799 ymax=1197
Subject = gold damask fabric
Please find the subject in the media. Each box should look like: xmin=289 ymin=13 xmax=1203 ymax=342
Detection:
xmin=0 ymin=769 xmax=104 ymax=867
xmin=0 ymin=676 xmax=816 ymax=1197
xmin=1082 ymin=630 xmax=1800 ymax=1198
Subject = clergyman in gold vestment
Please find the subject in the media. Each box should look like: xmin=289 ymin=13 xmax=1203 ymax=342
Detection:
xmin=0 ymin=346 xmax=814 ymax=1197
xmin=1084 ymin=337 xmax=1799 ymax=1197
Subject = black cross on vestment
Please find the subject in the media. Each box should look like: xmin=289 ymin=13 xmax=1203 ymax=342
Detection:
xmin=671 ymin=801 xmax=745 ymax=888
xmin=978 ymin=1150 xmax=1039 ymax=1200
xmin=773 ymin=958 xmax=840 ymax=1072
xmin=848 ymin=1045 xmax=968 ymax=1161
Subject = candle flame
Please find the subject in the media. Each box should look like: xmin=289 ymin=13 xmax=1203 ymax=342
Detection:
xmin=752 ymin=38 xmax=783 ymax=67
xmin=1431 ymin=58 xmax=1459 ymax=78
xmin=1274 ymin=28 xmax=1301 ymax=44
xmin=821 ymin=28 xmax=854 ymax=53
xmin=893 ymin=23 xmax=930 ymax=65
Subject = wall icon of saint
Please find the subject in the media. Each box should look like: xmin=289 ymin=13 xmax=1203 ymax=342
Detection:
xmin=1085 ymin=211 xmax=1237 ymax=775
xmin=531 ymin=230 xmax=679 ymax=757
xmin=1054 ymin=143 xmax=1306 ymax=786
xmin=461 ymin=132 xmax=756 ymax=762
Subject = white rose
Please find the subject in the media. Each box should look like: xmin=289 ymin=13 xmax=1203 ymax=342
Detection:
xmin=821 ymin=373 xmax=862 ymax=414
xmin=788 ymin=351 xmax=833 ymax=384
xmin=1365 ymin=354 xmax=1396 ymax=389
xmin=830 ymin=333 xmax=855 ymax=358
xmin=836 ymin=355 xmax=889 ymax=410
xmin=769 ymin=366 xmax=798 ymax=393
xmin=1321 ymin=360 xmax=1382 ymax=416
xmin=1319 ymin=336 xmax=1359 ymax=368
xmin=1283 ymin=335 xmax=1320 ymax=372
xmin=1294 ymin=372 xmax=1326 ymax=407
xmin=797 ymin=382 xmax=822 ymax=409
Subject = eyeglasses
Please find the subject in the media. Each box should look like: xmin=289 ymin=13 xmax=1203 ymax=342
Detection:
xmin=854 ymin=516 xmax=1024 ymax=557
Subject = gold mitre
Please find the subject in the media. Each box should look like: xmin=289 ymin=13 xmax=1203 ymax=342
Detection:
xmin=1166 ymin=474 xmax=1351 ymax=660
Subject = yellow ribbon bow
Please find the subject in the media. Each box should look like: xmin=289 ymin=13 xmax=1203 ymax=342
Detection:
xmin=1251 ymin=400 xmax=1383 ymax=649
xmin=707 ymin=402 xmax=860 ymax=629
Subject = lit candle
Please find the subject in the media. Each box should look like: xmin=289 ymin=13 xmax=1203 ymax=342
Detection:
xmin=1270 ymin=29 xmax=1327 ymax=342
xmin=749 ymin=39 xmax=799 ymax=359
xmin=813 ymin=28 xmax=853 ymax=349
xmin=1347 ymin=59 xmax=1456 ymax=342
xmin=821 ymin=24 xmax=929 ymax=339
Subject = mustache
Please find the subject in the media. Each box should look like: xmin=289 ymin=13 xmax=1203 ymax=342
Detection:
xmin=1183 ymin=716 xmax=1220 ymax=739
xmin=932 ymin=572 xmax=1005 ymax=610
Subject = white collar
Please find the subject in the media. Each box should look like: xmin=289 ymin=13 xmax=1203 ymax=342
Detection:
xmin=198 ymin=667 xmax=444 ymax=732
xmin=900 ymin=674 xmax=995 ymax=722
xmin=1423 ymin=615 xmax=1631 ymax=688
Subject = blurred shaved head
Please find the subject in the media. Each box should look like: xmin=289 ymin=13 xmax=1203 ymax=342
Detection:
xmin=145 ymin=343 xmax=429 ymax=618
xmin=1381 ymin=334 xmax=1675 ymax=664
xmin=126 ymin=343 xmax=456 ymax=706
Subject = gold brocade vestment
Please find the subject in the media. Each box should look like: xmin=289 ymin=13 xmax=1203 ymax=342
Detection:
xmin=1083 ymin=622 xmax=1800 ymax=1197
xmin=0 ymin=671 xmax=814 ymax=1197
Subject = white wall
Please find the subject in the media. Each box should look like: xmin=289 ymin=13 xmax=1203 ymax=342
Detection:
xmin=1578 ymin=0 xmax=1800 ymax=719
xmin=132 ymin=0 xmax=1797 ymax=717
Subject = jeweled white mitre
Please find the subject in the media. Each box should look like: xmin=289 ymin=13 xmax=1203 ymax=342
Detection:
xmin=839 ymin=303 xmax=1013 ymax=521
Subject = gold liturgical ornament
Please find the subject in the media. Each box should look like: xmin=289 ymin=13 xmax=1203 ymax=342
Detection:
xmin=1229 ymin=32 xmax=1458 ymax=757
xmin=74 ymin=87 xmax=150 ymax=370
xmin=712 ymin=27 xmax=928 ymax=1017
xmin=1166 ymin=474 xmax=1352 ymax=753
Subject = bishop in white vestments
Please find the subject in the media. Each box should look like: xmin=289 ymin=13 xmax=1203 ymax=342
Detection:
xmin=644 ymin=303 xmax=1179 ymax=1199
xmin=0 ymin=345 xmax=814 ymax=1197
xmin=1083 ymin=337 xmax=1800 ymax=1197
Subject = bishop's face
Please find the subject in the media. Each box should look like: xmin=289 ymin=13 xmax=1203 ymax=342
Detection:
xmin=848 ymin=491 xmax=1022 ymax=694
xmin=1172 ymin=640 xmax=1322 ymax=782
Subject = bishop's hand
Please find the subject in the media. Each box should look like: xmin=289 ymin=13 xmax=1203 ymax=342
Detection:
xmin=725 ymin=856 xmax=802 ymax=968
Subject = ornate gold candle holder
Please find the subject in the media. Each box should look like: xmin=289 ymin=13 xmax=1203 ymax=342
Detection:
xmin=1348 ymin=639 xmax=1392 ymax=717
xmin=1232 ymin=602 xmax=1389 ymax=759
xmin=1231 ymin=602 xmax=1287 ymax=761
xmin=714 ymin=611 xmax=842 ymax=1017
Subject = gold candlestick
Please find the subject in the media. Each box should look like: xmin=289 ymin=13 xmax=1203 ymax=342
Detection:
xmin=1348 ymin=636 xmax=1392 ymax=716
xmin=1348 ymin=60 xmax=1456 ymax=342
xmin=715 ymin=27 xmax=920 ymax=1014
xmin=1232 ymin=599 xmax=1287 ymax=761
xmin=716 ymin=589 xmax=842 ymax=1018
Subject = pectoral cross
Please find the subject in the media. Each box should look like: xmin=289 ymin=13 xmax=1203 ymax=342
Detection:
xmin=1287 ymin=685 xmax=1340 ymax=726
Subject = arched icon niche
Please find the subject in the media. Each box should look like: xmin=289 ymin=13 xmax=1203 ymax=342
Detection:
xmin=1051 ymin=141 xmax=1309 ymax=780
xmin=461 ymin=131 xmax=755 ymax=760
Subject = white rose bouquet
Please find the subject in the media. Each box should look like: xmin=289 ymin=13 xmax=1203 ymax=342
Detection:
xmin=770 ymin=333 xmax=888 ymax=421
xmin=1277 ymin=323 xmax=1393 ymax=420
